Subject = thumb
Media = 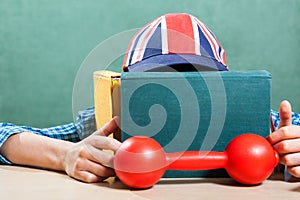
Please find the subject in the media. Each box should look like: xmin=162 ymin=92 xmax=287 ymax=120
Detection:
xmin=94 ymin=116 xmax=120 ymax=137
xmin=278 ymin=100 xmax=292 ymax=129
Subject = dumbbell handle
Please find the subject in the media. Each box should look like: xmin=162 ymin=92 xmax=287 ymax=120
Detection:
xmin=167 ymin=151 xmax=227 ymax=170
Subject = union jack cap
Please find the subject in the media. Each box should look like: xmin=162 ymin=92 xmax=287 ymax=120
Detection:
xmin=123 ymin=13 xmax=229 ymax=72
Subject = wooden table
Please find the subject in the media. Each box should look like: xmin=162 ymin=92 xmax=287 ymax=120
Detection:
xmin=1 ymin=165 xmax=300 ymax=200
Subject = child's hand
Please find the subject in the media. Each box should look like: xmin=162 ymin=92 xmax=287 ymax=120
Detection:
xmin=267 ymin=101 xmax=300 ymax=178
xmin=63 ymin=117 xmax=121 ymax=183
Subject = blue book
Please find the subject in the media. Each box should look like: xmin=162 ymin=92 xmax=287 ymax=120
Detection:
xmin=121 ymin=70 xmax=271 ymax=178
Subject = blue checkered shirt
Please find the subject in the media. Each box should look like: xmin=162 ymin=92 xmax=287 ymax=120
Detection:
xmin=0 ymin=107 xmax=96 ymax=164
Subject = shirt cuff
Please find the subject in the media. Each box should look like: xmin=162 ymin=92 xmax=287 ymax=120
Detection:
xmin=0 ymin=122 xmax=29 ymax=164
xmin=75 ymin=107 xmax=96 ymax=139
xmin=0 ymin=154 xmax=12 ymax=164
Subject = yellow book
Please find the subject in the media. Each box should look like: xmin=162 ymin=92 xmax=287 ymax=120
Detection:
xmin=93 ymin=70 xmax=121 ymax=141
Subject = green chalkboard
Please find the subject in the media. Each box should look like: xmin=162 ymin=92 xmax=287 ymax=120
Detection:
xmin=0 ymin=0 xmax=299 ymax=127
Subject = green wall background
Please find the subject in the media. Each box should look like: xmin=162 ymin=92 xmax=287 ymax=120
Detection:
xmin=0 ymin=0 xmax=299 ymax=127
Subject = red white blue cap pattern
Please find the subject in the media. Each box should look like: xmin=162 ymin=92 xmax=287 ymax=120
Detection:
xmin=123 ymin=13 xmax=229 ymax=72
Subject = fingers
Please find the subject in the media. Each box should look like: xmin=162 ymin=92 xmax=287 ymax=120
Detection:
xmin=287 ymin=166 xmax=300 ymax=178
xmin=71 ymin=159 xmax=115 ymax=183
xmin=64 ymin=145 xmax=116 ymax=183
xmin=83 ymin=135 xmax=121 ymax=152
xmin=267 ymin=126 xmax=300 ymax=145
xmin=278 ymin=100 xmax=292 ymax=129
xmin=83 ymin=144 xmax=116 ymax=168
xmin=267 ymin=100 xmax=300 ymax=179
xmin=73 ymin=171 xmax=102 ymax=183
xmin=267 ymin=126 xmax=300 ymax=176
xmin=283 ymin=153 xmax=300 ymax=178
xmin=64 ymin=116 xmax=122 ymax=183
xmin=87 ymin=136 xmax=121 ymax=152
xmin=280 ymin=152 xmax=300 ymax=166
xmin=273 ymin=138 xmax=300 ymax=154
xmin=85 ymin=116 xmax=121 ymax=152
xmin=93 ymin=116 xmax=120 ymax=137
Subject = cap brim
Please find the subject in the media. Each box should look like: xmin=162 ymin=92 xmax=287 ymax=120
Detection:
xmin=126 ymin=54 xmax=228 ymax=72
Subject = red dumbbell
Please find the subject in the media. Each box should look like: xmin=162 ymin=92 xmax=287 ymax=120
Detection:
xmin=114 ymin=133 xmax=279 ymax=189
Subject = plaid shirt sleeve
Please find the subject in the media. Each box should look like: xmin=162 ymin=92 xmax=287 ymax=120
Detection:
xmin=0 ymin=107 xmax=96 ymax=164
xmin=271 ymin=109 xmax=300 ymax=129
xmin=74 ymin=107 xmax=96 ymax=139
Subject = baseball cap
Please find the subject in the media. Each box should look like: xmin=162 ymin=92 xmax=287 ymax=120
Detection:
xmin=122 ymin=13 xmax=229 ymax=72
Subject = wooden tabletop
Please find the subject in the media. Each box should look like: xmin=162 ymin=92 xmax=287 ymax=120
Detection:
xmin=1 ymin=165 xmax=300 ymax=200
